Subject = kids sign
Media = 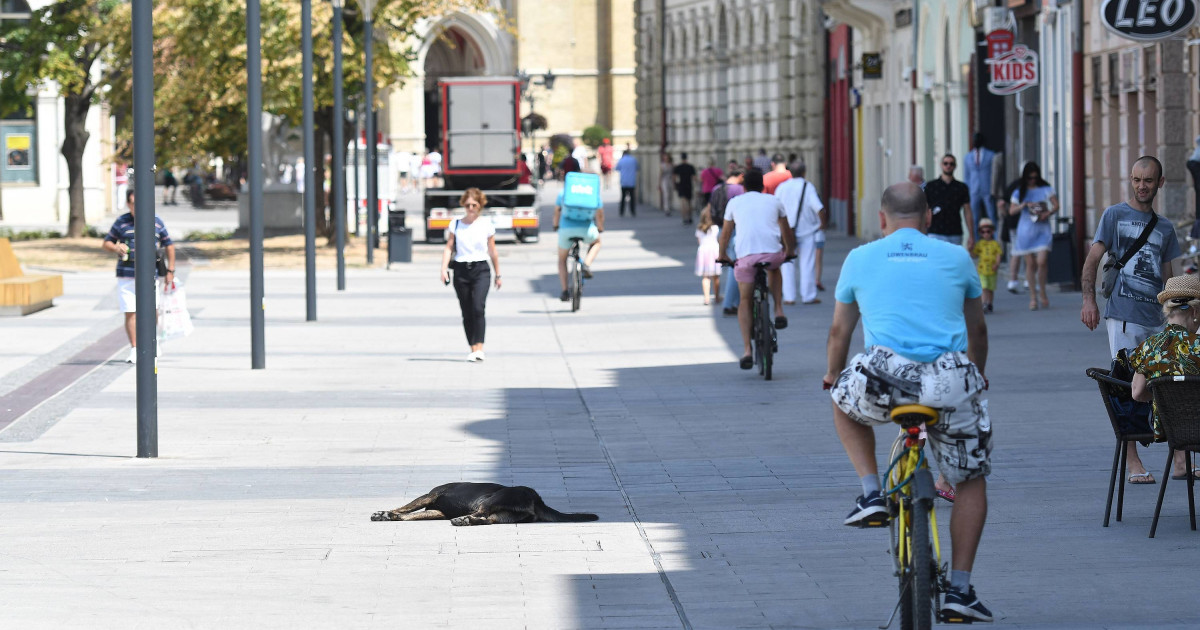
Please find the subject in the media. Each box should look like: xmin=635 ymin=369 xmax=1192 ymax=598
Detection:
xmin=985 ymin=41 xmax=1039 ymax=96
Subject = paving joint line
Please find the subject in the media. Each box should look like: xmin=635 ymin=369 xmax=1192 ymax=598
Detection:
xmin=540 ymin=295 xmax=693 ymax=630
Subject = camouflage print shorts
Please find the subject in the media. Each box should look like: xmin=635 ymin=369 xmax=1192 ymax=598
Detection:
xmin=831 ymin=346 xmax=993 ymax=485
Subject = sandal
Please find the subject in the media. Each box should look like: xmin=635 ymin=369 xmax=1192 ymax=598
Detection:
xmin=739 ymin=355 xmax=754 ymax=370
xmin=1127 ymin=471 xmax=1156 ymax=484
xmin=775 ymin=316 xmax=789 ymax=330
xmin=936 ymin=488 xmax=956 ymax=503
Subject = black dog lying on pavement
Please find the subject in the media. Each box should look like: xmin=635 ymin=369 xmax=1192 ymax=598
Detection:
xmin=371 ymin=482 xmax=599 ymax=526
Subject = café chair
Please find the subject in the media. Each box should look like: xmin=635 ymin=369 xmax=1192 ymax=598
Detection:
xmin=1146 ymin=375 xmax=1200 ymax=538
xmin=1086 ymin=367 xmax=1156 ymax=527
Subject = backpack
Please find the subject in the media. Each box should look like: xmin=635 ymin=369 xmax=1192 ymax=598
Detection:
xmin=709 ymin=183 xmax=729 ymax=228
xmin=561 ymin=171 xmax=602 ymax=221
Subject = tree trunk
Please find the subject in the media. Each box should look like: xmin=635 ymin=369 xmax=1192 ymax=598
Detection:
xmin=61 ymin=94 xmax=91 ymax=238
xmin=313 ymin=124 xmax=328 ymax=238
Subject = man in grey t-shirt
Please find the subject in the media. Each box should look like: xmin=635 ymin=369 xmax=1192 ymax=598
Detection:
xmin=1081 ymin=155 xmax=1181 ymax=482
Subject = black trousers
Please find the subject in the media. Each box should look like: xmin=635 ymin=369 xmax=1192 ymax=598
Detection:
xmin=452 ymin=262 xmax=490 ymax=345
xmin=619 ymin=186 xmax=636 ymax=216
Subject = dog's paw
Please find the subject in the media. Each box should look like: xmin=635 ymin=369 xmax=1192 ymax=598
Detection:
xmin=450 ymin=516 xmax=470 ymax=526
xmin=370 ymin=511 xmax=392 ymax=521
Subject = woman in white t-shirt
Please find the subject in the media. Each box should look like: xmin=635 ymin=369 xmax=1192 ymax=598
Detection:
xmin=439 ymin=188 xmax=502 ymax=362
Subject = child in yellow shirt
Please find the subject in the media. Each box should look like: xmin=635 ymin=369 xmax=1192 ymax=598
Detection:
xmin=972 ymin=218 xmax=1002 ymax=313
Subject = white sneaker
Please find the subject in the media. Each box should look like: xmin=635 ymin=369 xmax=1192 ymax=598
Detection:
xmin=475 ymin=351 xmax=486 ymax=362
xmin=467 ymin=351 xmax=480 ymax=362
xmin=127 ymin=348 xmax=137 ymax=364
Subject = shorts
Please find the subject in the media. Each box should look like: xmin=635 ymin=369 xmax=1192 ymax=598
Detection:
xmin=1106 ymin=319 xmax=1161 ymax=358
xmin=558 ymin=224 xmax=600 ymax=250
xmin=733 ymin=251 xmax=786 ymax=284
xmin=978 ymin=272 xmax=996 ymax=291
xmin=676 ymin=187 xmax=693 ymax=200
xmin=830 ymin=346 xmax=992 ymax=485
xmin=117 ymin=277 xmax=161 ymax=313
xmin=601 ymin=165 xmax=612 ymax=175
xmin=814 ymin=229 xmax=826 ymax=249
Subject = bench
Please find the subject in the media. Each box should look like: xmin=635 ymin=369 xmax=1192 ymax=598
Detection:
xmin=0 ymin=237 xmax=63 ymax=316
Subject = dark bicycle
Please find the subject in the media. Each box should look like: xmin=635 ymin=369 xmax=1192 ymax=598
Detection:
xmin=720 ymin=260 xmax=777 ymax=380
xmin=567 ymin=237 xmax=585 ymax=312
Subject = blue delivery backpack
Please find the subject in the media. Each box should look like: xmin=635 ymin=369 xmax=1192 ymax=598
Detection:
xmin=561 ymin=172 xmax=602 ymax=221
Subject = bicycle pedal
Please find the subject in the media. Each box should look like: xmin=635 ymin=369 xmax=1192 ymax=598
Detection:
xmin=937 ymin=610 xmax=975 ymax=624
xmin=855 ymin=516 xmax=890 ymax=528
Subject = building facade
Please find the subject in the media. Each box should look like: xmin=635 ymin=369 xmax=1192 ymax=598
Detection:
xmin=383 ymin=1 xmax=637 ymax=157
xmin=632 ymin=0 xmax=826 ymax=210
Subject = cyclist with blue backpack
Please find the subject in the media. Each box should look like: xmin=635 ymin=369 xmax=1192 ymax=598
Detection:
xmin=554 ymin=162 xmax=605 ymax=301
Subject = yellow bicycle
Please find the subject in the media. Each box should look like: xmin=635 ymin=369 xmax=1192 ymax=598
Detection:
xmin=879 ymin=404 xmax=973 ymax=629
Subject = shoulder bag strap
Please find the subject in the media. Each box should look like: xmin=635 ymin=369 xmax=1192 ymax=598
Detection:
xmin=793 ymin=181 xmax=809 ymax=228
xmin=1115 ymin=212 xmax=1158 ymax=269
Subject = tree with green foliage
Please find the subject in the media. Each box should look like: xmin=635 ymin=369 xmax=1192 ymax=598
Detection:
xmin=581 ymin=124 xmax=611 ymax=150
xmin=105 ymin=0 xmax=496 ymax=238
xmin=0 ymin=0 xmax=127 ymax=237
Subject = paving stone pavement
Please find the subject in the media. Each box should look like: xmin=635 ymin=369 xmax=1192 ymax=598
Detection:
xmin=1 ymin=184 xmax=1198 ymax=629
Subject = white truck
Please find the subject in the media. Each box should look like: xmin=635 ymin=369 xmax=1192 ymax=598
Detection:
xmin=423 ymin=77 xmax=539 ymax=243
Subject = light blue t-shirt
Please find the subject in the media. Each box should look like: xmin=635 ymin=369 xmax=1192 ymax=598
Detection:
xmin=556 ymin=191 xmax=594 ymax=229
xmin=835 ymin=228 xmax=982 ymax=363
xmin=615 ymin=154 xmax=638 ymax=188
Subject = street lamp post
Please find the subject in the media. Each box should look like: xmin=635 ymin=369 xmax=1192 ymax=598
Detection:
xmin=517 ymin=70 xmax=556 ymax=159
xmin=301 ymin=0 xmax=317 ymax=321
xmin=332 ymin=0 xmax=346 ymax=291
xmin=363 ymin=0 xmax=377 ymax=265
xmin=131 ymin=0 xmax=157 ymax=457
xmin=247 ymin=0 xmax=265 ymax=368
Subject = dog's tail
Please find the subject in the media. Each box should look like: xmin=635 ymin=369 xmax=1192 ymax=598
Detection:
xmin=537 ymin=502 xmax=599 ymax=522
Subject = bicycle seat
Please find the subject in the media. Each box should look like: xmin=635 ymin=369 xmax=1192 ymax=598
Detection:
xmin=569 ymin=237 xmax=584 ymax=243
xmin=754 ymin=261 xmax=772 ymax=268
xmin=890 ymin=404 xmax=938 ymax=427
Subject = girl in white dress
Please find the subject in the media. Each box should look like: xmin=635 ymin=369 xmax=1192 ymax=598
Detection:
xmin=695 ymin=208 xmax=721 ymax=304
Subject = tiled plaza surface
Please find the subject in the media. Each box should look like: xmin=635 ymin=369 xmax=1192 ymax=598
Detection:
xmin=1 ymin=185 xmax=1197 ymax=629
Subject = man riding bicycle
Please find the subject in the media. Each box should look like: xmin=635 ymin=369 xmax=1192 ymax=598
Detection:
xmin=823 ymin=182 xmax=993 ymax=622
xmin=716 ymin=168 xmax=795 ymax=369
xmin=553 ymin=161 xmax=604 ymax=301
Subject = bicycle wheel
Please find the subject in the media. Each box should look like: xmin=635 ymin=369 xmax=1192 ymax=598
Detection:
xmin=571 ymin=256 xmax=583 ymax=312
xmin=909 ymin=496 xmax=933 ymax=630
xmin=758 ymin=304 xmax=773 ymax=380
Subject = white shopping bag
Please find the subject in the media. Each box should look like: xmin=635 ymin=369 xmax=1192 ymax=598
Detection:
xmin=160 ymin=281 xmax=194 ymax=342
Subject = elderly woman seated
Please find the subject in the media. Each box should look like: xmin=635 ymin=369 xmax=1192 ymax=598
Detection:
xmin=1129 ymin=275 xmax=1200 ymax=481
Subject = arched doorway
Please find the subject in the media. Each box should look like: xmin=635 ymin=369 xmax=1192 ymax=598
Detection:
xmin=423 ymin=27 xmax=488 ymax=152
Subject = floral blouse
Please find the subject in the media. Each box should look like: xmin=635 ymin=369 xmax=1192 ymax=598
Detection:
xmin=1127 ymin=323 xmax=1200 ymax=440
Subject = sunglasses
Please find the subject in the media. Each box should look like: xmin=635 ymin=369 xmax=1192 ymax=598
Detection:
xmin=465 ymin=202 xmax=480 ymax=207
xmin=979 ymin=228 xmax=994 ymax=232
xmin=943 ymin=161 xmax=956 ymax=166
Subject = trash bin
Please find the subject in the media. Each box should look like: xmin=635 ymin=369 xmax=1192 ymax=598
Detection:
xmin=1047 ymin=218 xmax=1079 ymax=289
xmin=387 ymin=210 xmax=411 ymax=265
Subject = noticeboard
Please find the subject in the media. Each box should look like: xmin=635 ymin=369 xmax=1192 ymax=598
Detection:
xmin=1 ymin=122 xmax=36 ymax=184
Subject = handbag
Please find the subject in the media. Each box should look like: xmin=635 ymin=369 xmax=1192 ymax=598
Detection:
xmin=159 ymin=281 xmax=193 ymax=342
xmin=1100 ymin=212 xmax=1157 ymax=299
xmin=155 ymin=248 xmax=170 ymax=277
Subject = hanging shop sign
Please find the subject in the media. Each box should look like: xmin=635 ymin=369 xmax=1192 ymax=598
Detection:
xmin=862 ymin=53 xmax=883 ymax=79
xmin=1100 ymin=0 xmax=1199 ymax=41
xmin=986 ymin=42 xmax=1039 ymax=95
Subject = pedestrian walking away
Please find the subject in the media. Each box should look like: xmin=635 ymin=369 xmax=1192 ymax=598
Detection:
xmin=824 ymin=181 xmax=993 ymax=622
xmin=615 ymin=145 xmax=639 ymax=217
xmin=162 ymin=167 xmax=178 ymax=205
xmin=695 ymin=209 xmax=721 ymax=305
xmin=659 ymin=153 xmax=675 ymax=216
xmin=598 ymin=138 xmax=614 ymax=188
xmin=554 ymin=160 xmax=604 ymax=301
xmin=1008 ymin=162 xmax=1058 ymax=310
xmin=699 ymin=158 xmax=723 ymax=208
xmin=100 ymin=191 xmax=175 ymax=364
xmin=716 ymin=168 xmax=795 ymax=369
xmin=707 ymin=168 xmax=746 ymax=316
xmin=775 ymin=159 xmax=824 ymax=305
xmin=1081 ymin=155 xmax=1182 ymax=483
xmin=997 ymin=169 xmax=1026 ymax=294
xmin=439 ymin=188 xmax=502 ymax=363
xmin=924 ymin=154 xmax=975 ymax=251
xmin=115 ymin=163 xmax=129 ymax=212
xmin=763 ymin=153 xmax=792 ymax=195
xmin=964 ymin=133 xmax=1000 ymax=234
xmin=674 ymin=153 xmax=698 ymax=224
